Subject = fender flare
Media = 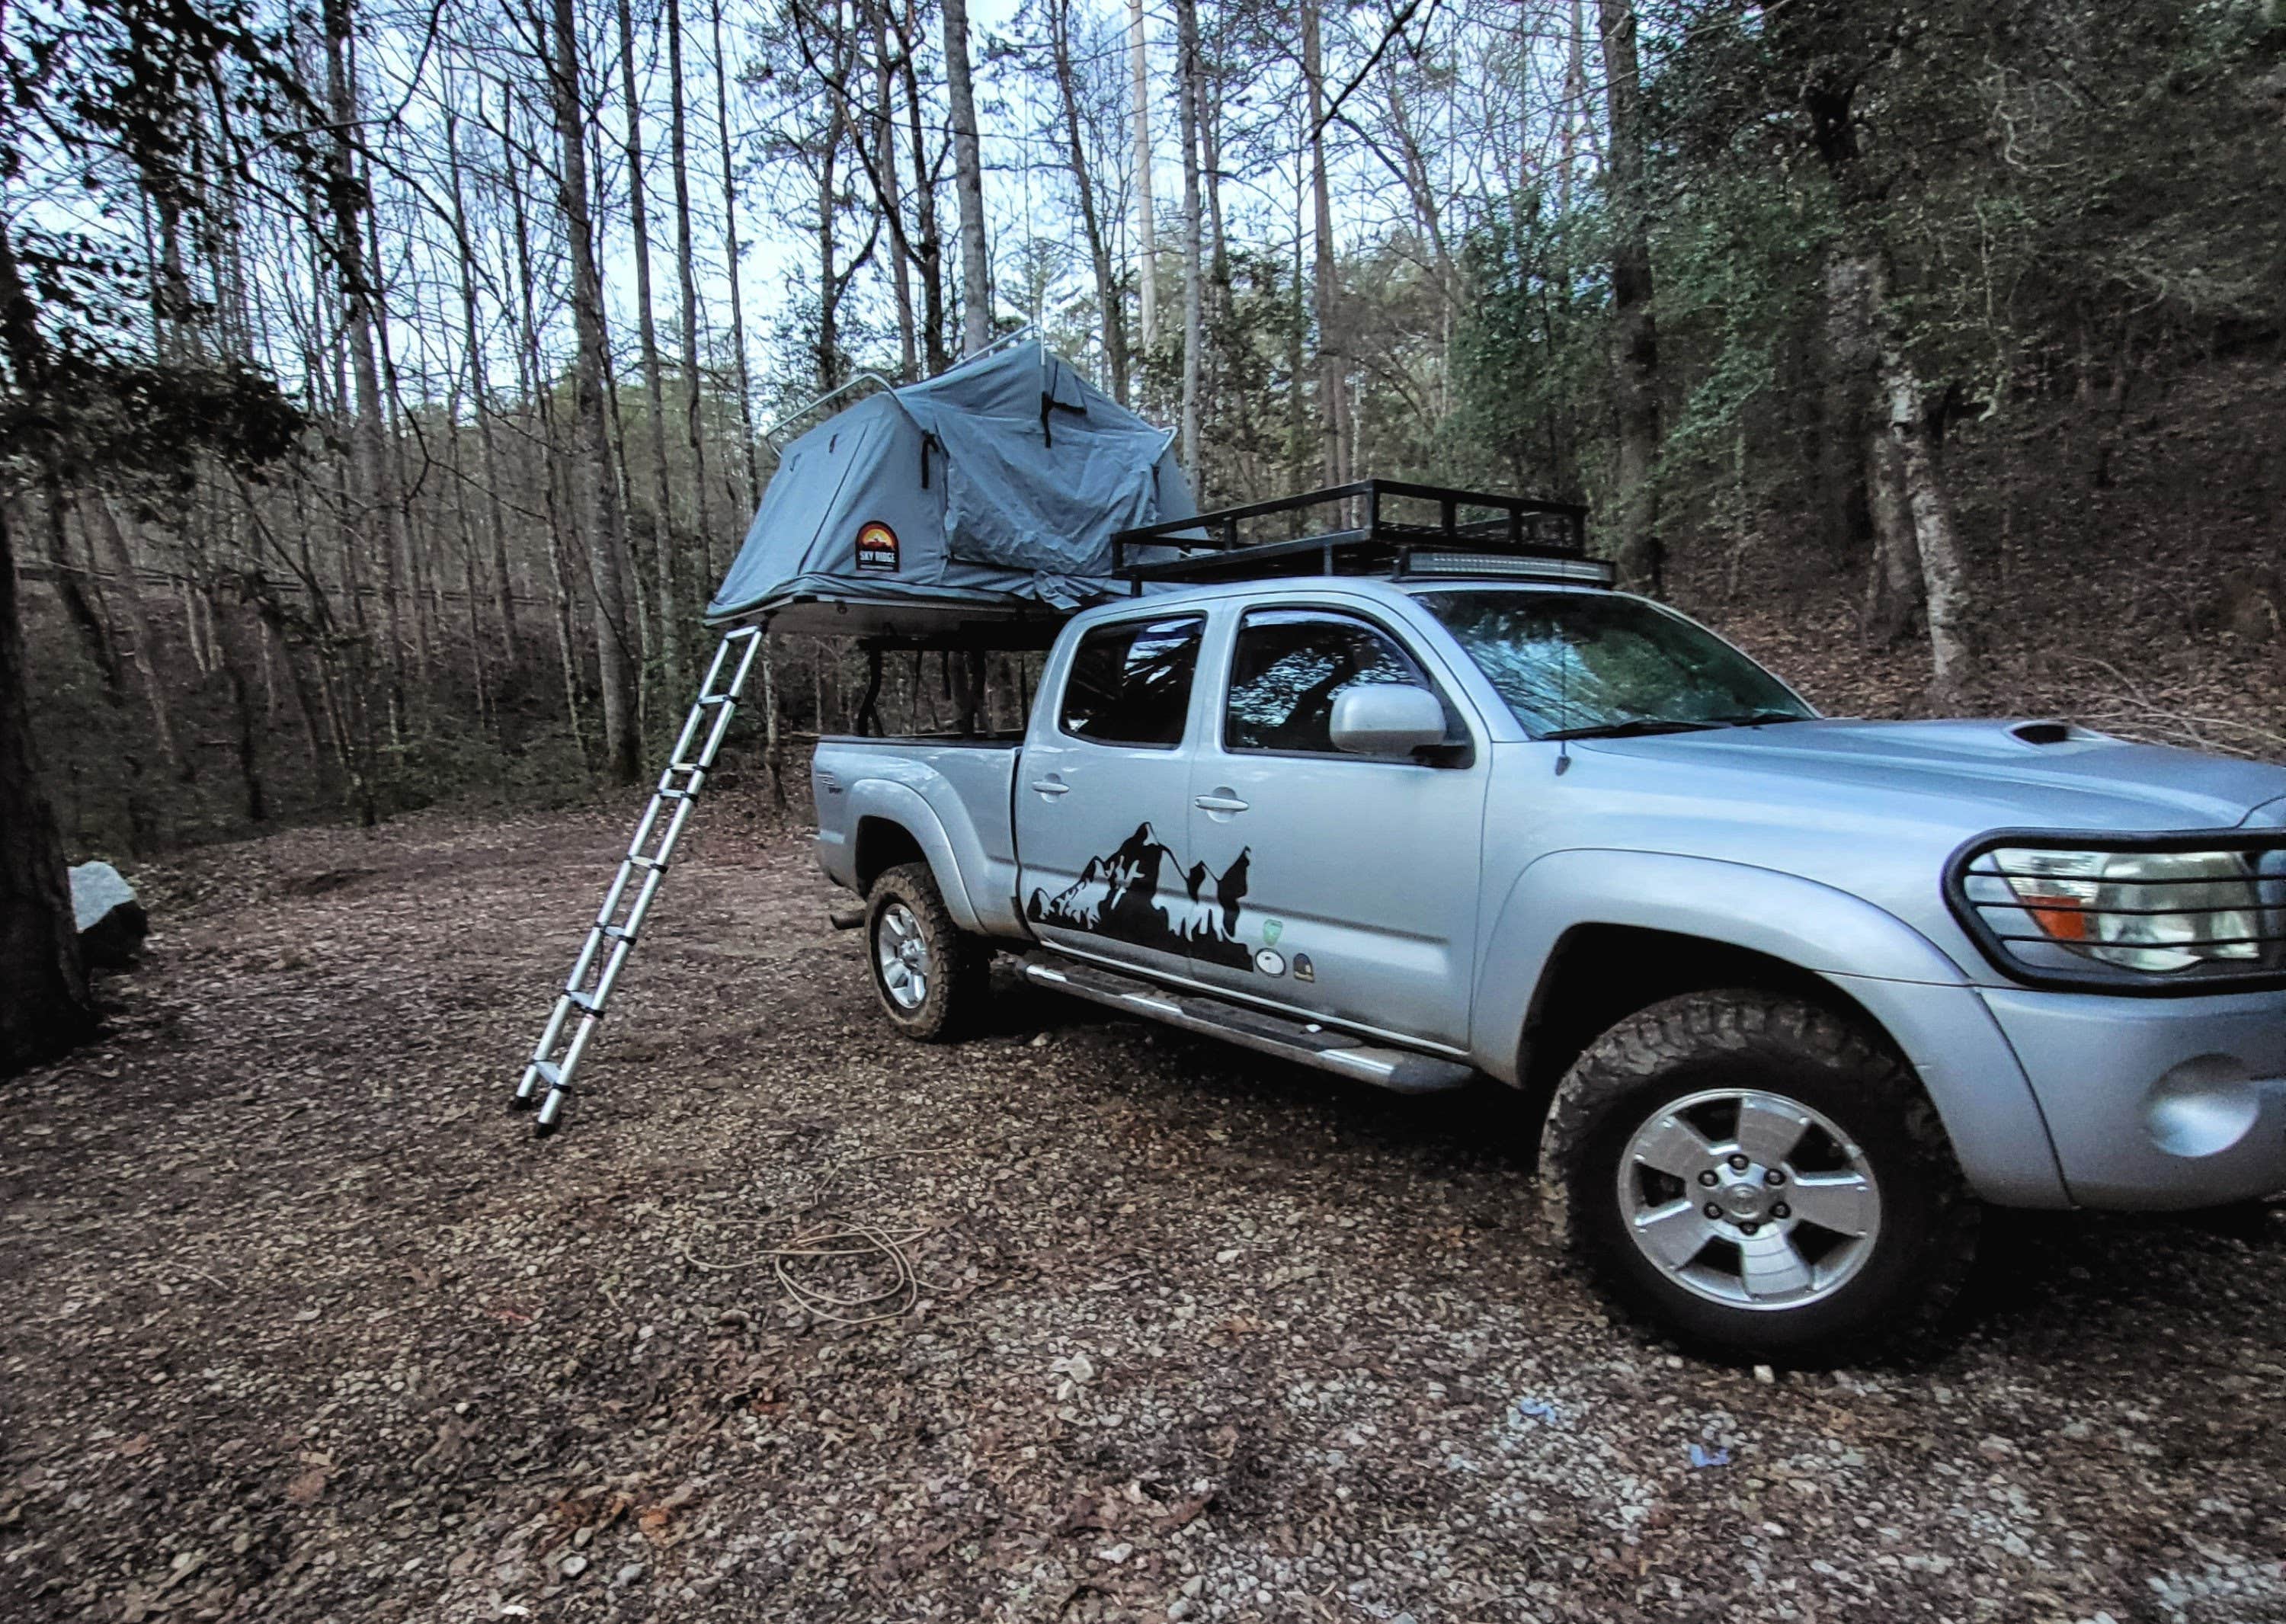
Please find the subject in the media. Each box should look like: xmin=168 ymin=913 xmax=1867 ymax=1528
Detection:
xmin=843 ymin=780 xmax=986 ymax=934
xmin=1474 ymin=848 xmax=2068 ymax=1209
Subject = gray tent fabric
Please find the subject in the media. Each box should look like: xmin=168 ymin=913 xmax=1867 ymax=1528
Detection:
xmin=706 ymin=342 xmax=1195 ymax=634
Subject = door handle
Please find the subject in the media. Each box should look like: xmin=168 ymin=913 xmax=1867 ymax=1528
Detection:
xmin=1194 ymin=793 xmax=1250 ymax=814
xmin=1030 ymin=778 xmax=1071 ymax=797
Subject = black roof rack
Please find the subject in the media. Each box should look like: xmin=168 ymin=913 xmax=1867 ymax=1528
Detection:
xmin=1110 ymin=479 xmax=1597 ymax=588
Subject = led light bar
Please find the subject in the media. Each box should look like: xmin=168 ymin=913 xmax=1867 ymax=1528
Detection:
xmin=1407 ymin=551 xmax=1617 ymax=585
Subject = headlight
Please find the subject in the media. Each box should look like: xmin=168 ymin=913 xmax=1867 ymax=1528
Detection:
xmin=1951 ymin=835 xmax=2286 ymax=988
xmin=1990 ymin=847 xmax=2262 ymax=972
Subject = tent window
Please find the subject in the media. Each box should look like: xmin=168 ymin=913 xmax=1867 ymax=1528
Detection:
xmin=1058 ymin=616 xmax=1204 ymax=749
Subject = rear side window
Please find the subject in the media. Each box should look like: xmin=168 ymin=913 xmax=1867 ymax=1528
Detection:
xmin=1059 ymin=615 xmax=1204 ymax=748
xmin=1225 ymin=608 xmax=1446 ymax=754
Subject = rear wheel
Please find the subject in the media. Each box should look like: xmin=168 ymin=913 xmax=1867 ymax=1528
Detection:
xmin=865 ymin=862 xmax=988 ymax=1041
xmin=1539 ymin=989 xmax=1977 ymax=1364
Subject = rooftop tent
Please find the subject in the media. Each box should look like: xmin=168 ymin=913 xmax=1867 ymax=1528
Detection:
xmin=706 ymin=341 xmax=1196 ymax=639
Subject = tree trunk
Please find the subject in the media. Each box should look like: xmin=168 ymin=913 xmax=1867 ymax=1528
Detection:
xmin=0 ymin=220 xmax=99 ymax=1068
xmin=1825 ymin=252 xmax=1921 ymax=642
xmin=1129 ymin=0 xmax=1157 ymax=363
xmin=1173 ymin=0 xmax=1204 ymax=482
xmin=81 ymin=495 xmax=195 ymax=783
xmin=618 ymin=0 xmax=680 ymax=697
xmin=0 ymin=501 xmax=98 ymax=1071
xmin=871 ymin=0 xmax=917 ymax=378
xmin=1299 ymin=0 xmax=1345 ymax=488
xmin=546 ymin=0 xmax=642 ymax=782
xmin=1799 ymin=46 xmax=1977 ymax=700
xmin=1050 ymin=0 xmax=1129 ymax=403
xmin=665 ymin=0 xmax=718 ymax=575
xmin=1596 ymin=0 xmax=1663 ymax=592
xmin=895 ymin=0 xmax=949 ymax=375
xmin=943 ymin=0 xmax=992 ymax=354
xmin=1863 ymin=422 xmax=1923 ymax=644
xmin=443 ymin=97 xmax=522 ymax=665
xmin=1884 ymin=353 xmax=1979 ymax=702
xmin=711 ymin=0 xmax=762 ymax=505
xmin=320 ymin=0 xmax=405 ymax=720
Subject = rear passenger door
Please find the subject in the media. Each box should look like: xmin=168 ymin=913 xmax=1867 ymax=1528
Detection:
xmin=1016 ymin=613 xmax=1209 ymax=982
xmin=1183 ymin=607 xmax=1489 ymax=1050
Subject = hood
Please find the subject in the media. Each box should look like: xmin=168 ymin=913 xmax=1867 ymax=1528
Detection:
xmin=1577 ymin=718 xmax=2286 ymax=836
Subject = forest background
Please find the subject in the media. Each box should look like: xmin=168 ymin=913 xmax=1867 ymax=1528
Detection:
xmin=4 ymin=0 xmax=2284 ymax=917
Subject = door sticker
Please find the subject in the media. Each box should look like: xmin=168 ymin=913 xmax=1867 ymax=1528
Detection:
xmin=855 ymin=520 xmax=900 ymax=572
xmin=1027 ymin=823 xmax=1254 ymax=969
xmin=1254 ymin=949 xmax=1286 ymax=976
xmin=1292 ymin=952 xmax=1314 ymax=982
xmin=1262 ymin=918 xmax=1283 ymax=947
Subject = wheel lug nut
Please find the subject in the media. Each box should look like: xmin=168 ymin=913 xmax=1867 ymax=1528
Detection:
xmin=1740 ymin=1220 xmax=1760 ymax=1235
xmin=1727 ymin=1154 xmax=1750 ymax=1171
xmin=1764 ymin=1168 xmax=1785 ymax=1186
xmin=1772 ymin=1203 xmax=1791 ymax=1220
xmin=1702 ymin=1203 xmax=1722 ymax=1219
xmin=1697 ymin=1170 xmax=1719 ymax=1187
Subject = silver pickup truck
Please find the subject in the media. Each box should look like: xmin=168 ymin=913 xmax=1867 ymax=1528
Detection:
xmin=813 ymin=556 xmax=2286 ymax=1360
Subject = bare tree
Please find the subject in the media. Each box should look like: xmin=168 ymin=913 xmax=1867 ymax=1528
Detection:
xmin=943 ymin=0 xmax=992 ymax=352
xmin=0 ymin=433 xmax=97 ymax=1072
xmin=1300 ymin=0 xmax=1346 ymax=485
xmin=664 ymin=0 xmax=717 ymax=574
xmin=1046 ymin=0 xmax=1129 ymax=403
xmin=1173 ymin=0 xmax=1204 ymax=476
xmin=543 ymin=0 xmax=641 ymax=780
xmin=1597 ymin=0 xmax=1662 ymax=591
xmin=712 ymin=0 xmax=764 ymax=504
xmin=1129 ymin=0 xmax=1157 ymax=363
xmin=617 ymin=0 xmax=680 ymax=691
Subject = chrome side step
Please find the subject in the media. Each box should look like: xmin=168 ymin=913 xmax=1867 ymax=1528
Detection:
xmin=1018 ymin=954 xmax=1475 ymax=1094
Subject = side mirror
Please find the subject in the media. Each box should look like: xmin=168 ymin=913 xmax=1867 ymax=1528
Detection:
xmin=1329 ymin=684 xmax=1448 ymax=760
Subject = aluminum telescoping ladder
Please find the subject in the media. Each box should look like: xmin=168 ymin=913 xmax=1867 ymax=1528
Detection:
xmin=511 ymin=625 xmax=764 ymax=1135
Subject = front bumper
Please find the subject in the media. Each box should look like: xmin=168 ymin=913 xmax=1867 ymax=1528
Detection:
xmin=1979 ymin=985 xmax=2286 ymax=1210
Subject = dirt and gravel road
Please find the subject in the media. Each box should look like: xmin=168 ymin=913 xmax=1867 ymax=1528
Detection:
xmin=5 ymin=795 xmax=2286 ymax=1623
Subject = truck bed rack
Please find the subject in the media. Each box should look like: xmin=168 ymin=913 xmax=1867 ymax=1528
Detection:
xmin=1112 ymin=479 xmax=1599 ymax=588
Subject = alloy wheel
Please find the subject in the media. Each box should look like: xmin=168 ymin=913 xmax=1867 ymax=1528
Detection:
xmin=1615 ymin=1087 xmax=1883 ymax=1310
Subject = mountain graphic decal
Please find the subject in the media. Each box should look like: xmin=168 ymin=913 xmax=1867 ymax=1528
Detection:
xmin=1026 ymin=822 xmax=1254 ymax=969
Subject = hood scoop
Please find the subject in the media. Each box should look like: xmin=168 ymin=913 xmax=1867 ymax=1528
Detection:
xmin=2009 ymin=720 xmax=2078 ymax=746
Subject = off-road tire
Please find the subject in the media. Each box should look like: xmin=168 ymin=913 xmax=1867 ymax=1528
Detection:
xmin=865 ymin=862 xmax=989 ymax=1042
xmin=1538 ymin=989 xmax=1979 ymax=1365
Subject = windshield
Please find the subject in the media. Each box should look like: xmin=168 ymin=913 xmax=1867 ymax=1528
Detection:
xmin=1412 ymin=590 xmax=1812 ymax=739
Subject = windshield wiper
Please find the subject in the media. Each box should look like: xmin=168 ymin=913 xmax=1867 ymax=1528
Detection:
xmin=1542 ymin=718 xmax=1727 ymax=741
xmin=1703 ymin=709 xmax=1810 ymax=729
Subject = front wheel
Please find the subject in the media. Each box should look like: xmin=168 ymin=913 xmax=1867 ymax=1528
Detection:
xmin=1539 ymin=990 xmax=1978 ymax=1365
xmin=864 ymin=862 xmax=988 ymax=1042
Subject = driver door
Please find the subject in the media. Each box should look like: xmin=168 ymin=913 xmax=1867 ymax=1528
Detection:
xmin=1183 ymin=606 xmax=1489 ymax=1050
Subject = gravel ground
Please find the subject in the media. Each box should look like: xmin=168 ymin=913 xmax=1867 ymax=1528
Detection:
xmin=5 ymin=794 xmax=2286 ymax=1624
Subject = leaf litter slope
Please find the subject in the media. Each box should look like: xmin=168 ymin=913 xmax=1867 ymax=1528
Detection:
xmin=1 ymin=795 xmax=2284 ymax=1622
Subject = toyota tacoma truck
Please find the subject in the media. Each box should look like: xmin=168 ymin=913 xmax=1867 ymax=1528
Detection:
xmin=810 ymin=485 xmax=2286 ymax=1361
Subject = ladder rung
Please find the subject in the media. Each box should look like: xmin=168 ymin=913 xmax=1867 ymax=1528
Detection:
xmin=600 ymin=924 xmax=637 ymax=942
xmin=696 ymin=693 xmax=735 ymax=707
xmin=564 ymin=990 xmax=605 ymax=1017
xmin=627 ymin=854 xmax=668 ymax=871
xmin=530 ymin=1060 xmax=562 ymax=1087
xmin=657 ymin=788 xmax=693 ymax=802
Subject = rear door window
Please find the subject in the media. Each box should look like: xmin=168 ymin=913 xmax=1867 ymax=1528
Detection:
xmin=1058 ymin=615 xmax=1205 ymax=748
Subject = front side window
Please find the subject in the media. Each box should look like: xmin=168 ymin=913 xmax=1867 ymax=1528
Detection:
xmin=1224 ymin=609 xmax=1448 ymax=754
xmin=1059 ymin=615 xmax=1204 ymax=747
xmin=1414 ymin=590 xmax=1811 ymax=739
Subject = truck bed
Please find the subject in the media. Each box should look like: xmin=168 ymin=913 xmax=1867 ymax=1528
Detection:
xmin=811 ymin=735 xmax=1027 ymax=936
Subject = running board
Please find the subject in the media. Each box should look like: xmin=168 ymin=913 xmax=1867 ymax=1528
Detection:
xmin=1018 ymin=955 xmax=1475 ymax=1094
